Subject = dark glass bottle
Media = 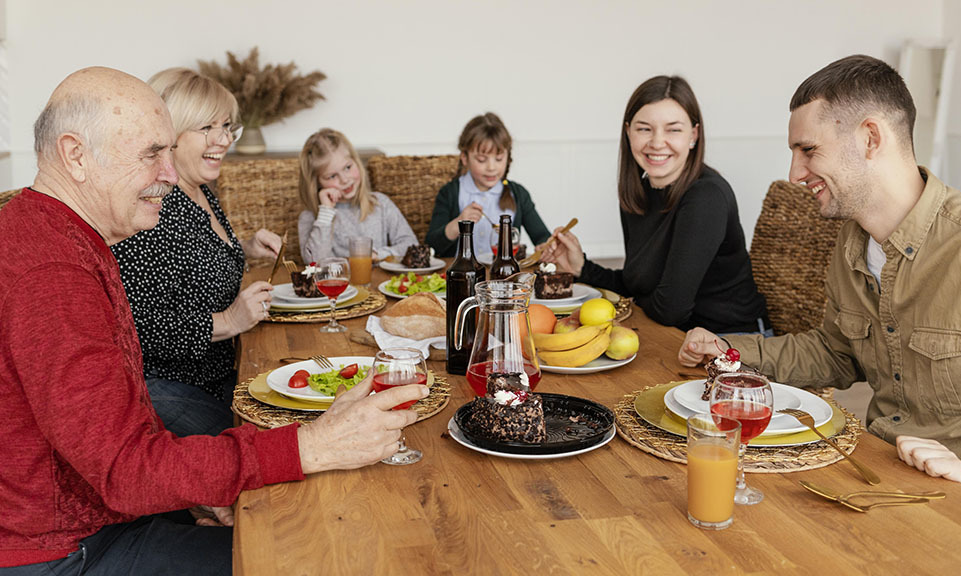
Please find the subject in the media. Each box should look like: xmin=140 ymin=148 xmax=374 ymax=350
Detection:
xmin=446 ymin=220 xmax=486 ymax=375
xmin=489 ymin=214 xmax=520 ymax=281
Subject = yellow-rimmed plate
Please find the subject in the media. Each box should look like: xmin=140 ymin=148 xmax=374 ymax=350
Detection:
xmin=633 ymin=381 xmax=845 ymax=447
xmin=269 ymin=286 xmax=369 ymax=312
xmin=247 ymin=372 xmax=331 ymax=411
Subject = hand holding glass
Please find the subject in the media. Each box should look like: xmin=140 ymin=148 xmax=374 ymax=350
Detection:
xmin=709 ymin=372 xmax=774 ymax=505
xmin=313 ymin=257 xmax=350 ymax=333
xmin=372 ymin=348 xmax=426 ymax=465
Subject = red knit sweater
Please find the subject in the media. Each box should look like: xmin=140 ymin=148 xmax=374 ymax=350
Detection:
xmin=0 ymin=189 xmax=305 ymax=567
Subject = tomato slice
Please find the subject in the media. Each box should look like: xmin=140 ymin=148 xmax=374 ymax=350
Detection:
xmin=338 ymin=364 xmax=359 ymax=379
xmin=288 ymin=369 xmax=310 ymax=388
xmin=398 ymin=284 xmax=408 ymax=293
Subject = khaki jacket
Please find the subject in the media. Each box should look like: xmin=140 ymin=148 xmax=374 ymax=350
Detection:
xmin=729 ymin=169 xmax=961 ymax=454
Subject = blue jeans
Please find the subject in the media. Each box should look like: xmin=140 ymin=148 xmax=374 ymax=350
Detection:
xmin=146 ymin=375 xmax=235 ymax=437
xmin=0 ymin=511 xmax=231 ymax=575
xmin=722 ymin=317 xmax=775 ymax=338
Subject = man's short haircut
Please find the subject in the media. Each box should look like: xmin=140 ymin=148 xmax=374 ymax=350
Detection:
xmin=790 ymin=54 xmax=917 ymax=153
xmin=33 ymin=95 xmax=108 ymax=165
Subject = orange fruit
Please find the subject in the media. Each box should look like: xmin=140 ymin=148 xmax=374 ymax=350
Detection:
xmin=528 ymin=304 xmax=557 ymax=335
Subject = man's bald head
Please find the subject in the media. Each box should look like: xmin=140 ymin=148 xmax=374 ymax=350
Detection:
xmin=34 ymin=67 xmax=169 ymax=167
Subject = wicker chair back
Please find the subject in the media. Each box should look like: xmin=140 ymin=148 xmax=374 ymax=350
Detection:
xmin=750 ymin=180 xmax=844 ymax=335
xmin=367 ymin=154 xmax=459 ymax=243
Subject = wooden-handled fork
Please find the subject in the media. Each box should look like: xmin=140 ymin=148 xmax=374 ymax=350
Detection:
xmin=518 ymin=218 xmax=578 ymax=269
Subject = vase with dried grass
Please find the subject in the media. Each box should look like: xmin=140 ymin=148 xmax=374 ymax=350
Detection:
xmin=197 ymin=47 xmax=326 ymax=154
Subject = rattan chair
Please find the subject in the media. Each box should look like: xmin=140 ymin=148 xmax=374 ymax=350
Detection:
xmin=214 ymin=156 xmax=303 ymax=263
xmin=749 ymin=180 xmax=844 ymax=335
xmin=367 ymin=154 xmax=459 ymax=243
xmin=0 ymin=188 xmax=20 ymax=211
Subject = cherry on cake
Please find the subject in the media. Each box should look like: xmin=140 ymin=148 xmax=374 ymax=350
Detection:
xmin=702 ymin=344 xmax=763 ymax=400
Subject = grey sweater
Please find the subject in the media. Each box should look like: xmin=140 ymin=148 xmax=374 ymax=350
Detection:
xmin=298 ymin=191 xmax=417 ymax=262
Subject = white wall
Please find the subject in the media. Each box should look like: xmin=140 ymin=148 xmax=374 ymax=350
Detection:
xmin=1 ymin=0 xmax=949 ymax=256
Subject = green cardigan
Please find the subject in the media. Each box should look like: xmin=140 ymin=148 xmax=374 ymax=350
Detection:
xmin=426 ymin=178 xmax=551 ymax=257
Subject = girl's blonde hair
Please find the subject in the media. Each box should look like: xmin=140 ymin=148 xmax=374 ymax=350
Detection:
xmin=147 ymin=67 xmax=238 ymax=138
xmin=298 ymin=128 xmax=376 ymax=220
xmin=456 ymin=112 xmax=515 ymax=211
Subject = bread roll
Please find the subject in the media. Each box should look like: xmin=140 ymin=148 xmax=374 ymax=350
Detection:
xmin=380 ymin=292 xmax=446 ymax=340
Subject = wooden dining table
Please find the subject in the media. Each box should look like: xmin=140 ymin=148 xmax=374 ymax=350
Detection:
xmin=233 ymin=264 xmax=961 ymax=575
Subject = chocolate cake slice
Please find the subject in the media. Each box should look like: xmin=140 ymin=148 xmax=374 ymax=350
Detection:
xmin=534 ymin=263 xmax=573 ymax=299
xmin=702 ymin=347 xmax=763 ymax=400
xmin=401 ymin=245 xmax=432 ymax=268
xmin=462 ymin=372 xmax=546 ymax=444
xmin=290 ymin=264 xmax=322 ymax=298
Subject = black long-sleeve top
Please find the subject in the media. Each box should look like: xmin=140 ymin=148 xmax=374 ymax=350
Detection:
xmin=578 ymin=167 xmax=767 ymax=334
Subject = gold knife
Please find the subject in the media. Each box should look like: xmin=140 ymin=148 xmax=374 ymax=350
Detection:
xmin=266 ymin=231 xmax=288 ymax=285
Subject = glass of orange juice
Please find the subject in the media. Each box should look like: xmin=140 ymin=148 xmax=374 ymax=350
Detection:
xmin=348 ymin=236 xmax=373 ymax=287
xmin=686 ymin=412 xmax=740 ymax=530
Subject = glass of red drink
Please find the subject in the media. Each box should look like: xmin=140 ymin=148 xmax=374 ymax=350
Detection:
xmin=313 ymin=257 xmax=351 ymax=333
xmin=372 ymin=348 xmax=426 ymax=465
xmin=709 ymin=372 xmax=774 ymax=506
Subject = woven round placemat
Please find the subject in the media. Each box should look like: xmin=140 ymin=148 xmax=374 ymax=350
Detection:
xmin=614 ymin=387 xmax=863 ymax=473
xmin=266 ymin=292 xmax=388 ymax=323
xmin=613 ymin=296 xmax=633 ymax=323
xmin=232 ymin=372 xmax=451 ymax=428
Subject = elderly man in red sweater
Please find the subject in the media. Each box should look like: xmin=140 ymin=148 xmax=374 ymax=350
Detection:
xmin=0 ymin=67 xmax=427 ymax=574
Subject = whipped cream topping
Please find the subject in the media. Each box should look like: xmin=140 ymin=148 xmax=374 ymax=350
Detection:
xmin=539 ymin=262 xmax=557 ymax=274
xmin=493 ymin=390 xmax=523 ymax=407
xmin=301 ymin=264 xmax=319 ymax=276
xmin=713 ymin=356 xmax=741 ymax=372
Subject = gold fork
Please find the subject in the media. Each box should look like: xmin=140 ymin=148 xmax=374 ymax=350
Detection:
xmin=283 ymin=259 xmax=299 ymax=274
xmin=518 ymin=217 xmax=578 ymax=269
xmin=310 ymin=354 xmax=334 ymax=370
xmin=799 ymin=480 xmax=941 ymax=512
xmin=779 ymin=408 xmax=881 ymax=485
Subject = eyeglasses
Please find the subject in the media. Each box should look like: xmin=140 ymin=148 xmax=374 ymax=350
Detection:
xmin=193 ymin=122 xmax=244 ymax=146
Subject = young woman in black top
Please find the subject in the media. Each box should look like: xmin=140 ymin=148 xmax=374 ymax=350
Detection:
xmin=544 ymin=76 xmax=769 ymax=334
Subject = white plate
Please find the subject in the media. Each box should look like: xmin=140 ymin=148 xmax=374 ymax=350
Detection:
xmin=447 ymin=417 xmax=615 ymax=460
xmin=271 ymin=283 xmax=358 ymax=306
xmin=672 ymin=379 xmax=802 ymax=417
xmin=378 ymin=279 xmax=446 ymax=300
xmin=663 ymin=381 xmax=832 ymax=436
xmin=266 ymin=356 xmax=373 ymax=403
xmin=540 ymin=353 xmax=636 ymax=374
xmin=531 ymin=283 xmax=601 ymax=307
xmin=379 ymin=257 xmax=446 ymax=274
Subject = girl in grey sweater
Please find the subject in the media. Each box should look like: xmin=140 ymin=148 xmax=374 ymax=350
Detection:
xmin=298 ymin=128 xmax=417 ymax=262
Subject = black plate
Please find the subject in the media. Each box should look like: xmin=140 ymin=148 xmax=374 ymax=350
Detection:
xmin=453 ymin=393 xmax=614 ymax=455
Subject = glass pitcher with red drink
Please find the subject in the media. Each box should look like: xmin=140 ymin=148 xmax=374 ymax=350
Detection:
xmin=453 ymin=280 xmax=541 ymax=396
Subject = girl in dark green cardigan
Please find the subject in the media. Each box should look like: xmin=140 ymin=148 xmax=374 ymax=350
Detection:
xmin=426 ymin=113 xmax=550 ymax=258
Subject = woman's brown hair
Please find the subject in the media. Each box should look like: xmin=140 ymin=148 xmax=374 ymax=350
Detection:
xmin=618 ymin=76 xmax=705 ymax=214
xmin=456 ymin=112 xmax=515 ymax=211
xmin=298 ymin=128 xmax=376 ymax=220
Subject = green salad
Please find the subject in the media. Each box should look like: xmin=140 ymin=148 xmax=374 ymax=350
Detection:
xmin=307 ymin=365 xmax=369 ymax=395
xmin=385 ymin=272 xmax=446 ymax=296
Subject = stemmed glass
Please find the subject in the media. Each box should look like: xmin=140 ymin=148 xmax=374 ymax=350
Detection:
xmin=313 ymin=257 xmax=350 ymax=333
xmin=372 ymin=348 xmax=426 ymax=465
xmin=709 ymin=372 xmax=774 ymax=505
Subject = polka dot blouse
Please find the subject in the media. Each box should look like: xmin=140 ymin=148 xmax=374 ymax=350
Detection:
xmin=111 ymin=184 xmax=245 ymax=399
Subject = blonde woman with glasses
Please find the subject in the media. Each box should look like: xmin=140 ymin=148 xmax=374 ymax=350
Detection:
xmin=112 ymin=68 xmax=280 ymax=437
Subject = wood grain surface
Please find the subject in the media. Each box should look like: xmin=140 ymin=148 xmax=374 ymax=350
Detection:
xmin=233 ymin=264 xmax=961 ymax=575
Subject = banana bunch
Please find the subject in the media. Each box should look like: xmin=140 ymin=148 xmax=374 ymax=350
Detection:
xmin=533 ymin=324 xmax=612 ymax=367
